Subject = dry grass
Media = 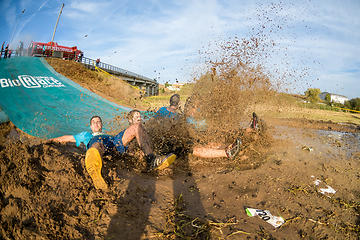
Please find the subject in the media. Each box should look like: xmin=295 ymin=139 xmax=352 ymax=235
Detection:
xmin=46 ymin=58 xmax=142 ymax=108
xmin=144 ymin=88 xmax=360 ymax=126
xmin=251 ymin=103 xmax=360 ymax=125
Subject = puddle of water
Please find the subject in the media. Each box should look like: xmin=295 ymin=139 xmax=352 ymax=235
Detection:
xmin=317 ymin=130 xmax=360 ymax=155
xmin=270 ymin=125 xmax=360 ymax=158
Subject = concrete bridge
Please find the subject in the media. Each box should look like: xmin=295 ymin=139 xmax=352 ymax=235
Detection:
xmin=79 ymin=56 xmax=159 ymax=96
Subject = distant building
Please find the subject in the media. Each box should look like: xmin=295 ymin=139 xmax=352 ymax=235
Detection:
xmin=166 ymin=82 xmax=185 ymax=91
xmin=167 ymin=85 xmax=181 ymax=91
xmin=319 ymin=92 xmax=348 ymax=104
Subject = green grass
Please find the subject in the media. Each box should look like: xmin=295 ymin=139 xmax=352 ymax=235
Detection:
xmin=142 ymin=84 xmax=195 ymax=109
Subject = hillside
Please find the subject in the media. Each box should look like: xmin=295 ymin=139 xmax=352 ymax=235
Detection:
xmin=46 ymin=58 xmax=146 ymax=109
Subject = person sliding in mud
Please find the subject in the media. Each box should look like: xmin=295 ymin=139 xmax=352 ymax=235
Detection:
xmin=249 ymin=112 xmax=267 ymax=135
xmin=184 ymin=94 xmax=267 ymax=158
xmin=154 ymin=93 xmax=182 ymax=119
xmin=152 ymin=93 xmax=242 ymax=160
xmin=48 ymin=110 xmax=176 ymax=190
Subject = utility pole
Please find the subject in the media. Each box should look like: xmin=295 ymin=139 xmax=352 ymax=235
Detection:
xmin=10 ymin=9 xmax=25 ymax=47
xmin=50 ymin=3 xmax=64 ymax=57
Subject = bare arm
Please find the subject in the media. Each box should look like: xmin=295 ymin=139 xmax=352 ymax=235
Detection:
xmin=48 ymin=135 xmax=76 ymax=143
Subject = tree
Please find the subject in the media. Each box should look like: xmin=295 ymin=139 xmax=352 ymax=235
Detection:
xmin=346 ymin=98 xmax=360 ymax=111
xmin=304 ymin=88 xmax=321 ymax=104
xmin=325 ymin=94 xmax=331 ymax=106
xmin=344 ymin=100 xmax=351 ymax=109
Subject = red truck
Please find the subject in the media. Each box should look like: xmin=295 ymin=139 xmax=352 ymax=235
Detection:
xmin=27 ymin=41 xmax=83 ymax=61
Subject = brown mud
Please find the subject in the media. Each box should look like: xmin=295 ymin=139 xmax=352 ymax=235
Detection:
xmin=1 ymin=116 xmax=359 ymax=239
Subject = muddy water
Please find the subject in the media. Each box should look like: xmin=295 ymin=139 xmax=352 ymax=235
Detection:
xmin=272 ymin=125 xmax=360 ymax=158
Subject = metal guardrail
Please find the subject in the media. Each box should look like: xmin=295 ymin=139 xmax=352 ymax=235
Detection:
xmin=0 ymin=51 xmax=155 ymax=82
xmin=79 ymin=56 xmax=156 ymax=83
xmin=0 ymin=51 xmax=158 ymax=92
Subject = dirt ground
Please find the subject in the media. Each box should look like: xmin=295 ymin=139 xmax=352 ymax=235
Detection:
xmin=1 ymin=115 xmax=359 ymax=240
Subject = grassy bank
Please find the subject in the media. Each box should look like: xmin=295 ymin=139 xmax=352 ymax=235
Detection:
xmin=46 ymin=59 xmax=359 ymax=126
xmin=143 ymin=89 xmax=360 ymax=126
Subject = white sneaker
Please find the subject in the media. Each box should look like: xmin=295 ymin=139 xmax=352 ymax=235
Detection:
xmin=225 ymin=138 xmax=242 ymax=160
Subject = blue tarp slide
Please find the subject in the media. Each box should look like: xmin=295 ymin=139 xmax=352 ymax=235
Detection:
xmin=0 ymin=57 xmax=133 ymax=139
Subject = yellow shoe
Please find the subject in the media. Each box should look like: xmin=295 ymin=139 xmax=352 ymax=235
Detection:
xmin=149 ymin=153 xmax=177 ymax=171
xmin=85 ymin=148 xmax=108 ymax=190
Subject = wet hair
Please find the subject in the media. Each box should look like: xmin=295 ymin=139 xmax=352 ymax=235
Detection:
xmin=90 ymin=116 xmax=102 ymax=124
xmin=170 ymin=94 xmax=180 ymax=106
xmin=184 ymin=93 xmax=200 ymax=113
xmin=127 ymin=109 xmax=140 ymax=121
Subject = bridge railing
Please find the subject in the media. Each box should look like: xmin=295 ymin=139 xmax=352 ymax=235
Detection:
xmin=80 ymin=56 xmax=155 ymax=83
xmin=0 ymin=51 xmax=157 ymax=85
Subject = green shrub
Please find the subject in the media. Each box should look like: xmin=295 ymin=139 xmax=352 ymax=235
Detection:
xmin=304 ymin=88 xmax=321 ymax=104
xmin=346 ymin=98 xmax=360 ymax=111
xmin=325 ymin=94 xmax=331 ymax=106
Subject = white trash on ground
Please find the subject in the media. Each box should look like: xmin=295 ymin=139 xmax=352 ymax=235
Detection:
xmin=301 ymin=146 xmax=314 ymax=151
xmin=311 ymin=176 xmax=337 ymax=195
xmin=246 ymin=208 xmax=285 ymax=228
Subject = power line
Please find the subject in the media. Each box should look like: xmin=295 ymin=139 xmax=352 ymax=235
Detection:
xmin=0 ymin=6 xmax=60 ymax=29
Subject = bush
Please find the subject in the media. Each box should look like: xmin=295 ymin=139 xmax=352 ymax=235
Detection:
xmin=346 ymin=98 xmax=360 ymax=111
xmin=304 ymin=88 xmax=321 ymax=104
xmin=325 ymin=94 xmax=331 ymax=106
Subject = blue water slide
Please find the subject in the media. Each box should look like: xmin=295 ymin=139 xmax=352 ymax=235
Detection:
xmin=0 ymin=57 xmax=141 ymax=139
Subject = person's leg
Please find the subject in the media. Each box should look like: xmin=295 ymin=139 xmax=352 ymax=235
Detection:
xmin=121 ymin=123 xmax=158 ymax=166
xmin=192 ymin=145 xmax=227 ymax=158
xmin=89 ymin=141 xmax=105 ymax=156
xmin=117 ymin=123 xmax=176 ymax=170
xmin=85 ymin=140 xmax=108 ymax=190
xmin=193 ymin=137 xmax=242 ymax=160
xmin=121 ymin=123 xmax=153 ymax=155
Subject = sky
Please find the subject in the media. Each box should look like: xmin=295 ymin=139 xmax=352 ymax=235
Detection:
xmin=0 ymin=0 xmax=359 ymax=99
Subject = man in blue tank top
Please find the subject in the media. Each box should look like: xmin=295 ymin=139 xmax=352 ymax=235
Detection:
xmin=154 ymin=93 xmax=182 ymax=119
xmin=153 ymin=93 xmax=243 ymax=160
